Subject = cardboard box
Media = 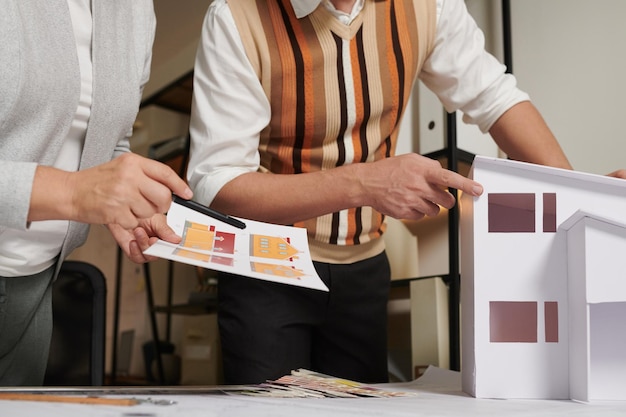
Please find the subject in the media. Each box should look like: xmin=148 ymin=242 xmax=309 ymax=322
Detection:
xmin=180 ymin=314 xmax=222 ymax=385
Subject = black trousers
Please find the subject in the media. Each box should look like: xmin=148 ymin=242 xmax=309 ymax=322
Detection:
xmin=217 ymin=251 xmax=391 ymax=384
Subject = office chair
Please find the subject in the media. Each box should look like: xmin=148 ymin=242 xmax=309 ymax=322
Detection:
xmin=44 ymin=260 xmax=107 ymax=386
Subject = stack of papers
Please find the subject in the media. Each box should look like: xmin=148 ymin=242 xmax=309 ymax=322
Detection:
xmin=229 ymin=369 xmax=418 ymax=398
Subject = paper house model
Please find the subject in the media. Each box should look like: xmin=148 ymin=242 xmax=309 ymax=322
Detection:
xmin=460 ymin=156 xmax=626 ymax=401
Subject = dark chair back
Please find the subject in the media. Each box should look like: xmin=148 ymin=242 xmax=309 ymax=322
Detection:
xmin=44 ymin=261 xmax=107 ymax=386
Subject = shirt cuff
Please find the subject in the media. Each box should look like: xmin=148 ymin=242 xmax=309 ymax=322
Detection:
xmin=189 ymin=166 xmax=253 ymax=207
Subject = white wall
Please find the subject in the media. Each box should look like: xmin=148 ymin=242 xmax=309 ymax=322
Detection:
xmin=441 ymin=0 xmax=626 ymax=177
xmin=510 ymin=0 xmax=626 ymax=175
xmin=144 ymin=0 xmax=212 ymax=98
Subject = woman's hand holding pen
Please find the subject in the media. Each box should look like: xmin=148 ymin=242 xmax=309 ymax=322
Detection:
xmin=29 ymin=152 xmax=192 ymax=228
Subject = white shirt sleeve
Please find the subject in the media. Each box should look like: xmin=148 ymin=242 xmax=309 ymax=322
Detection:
xmin=420 ymin=0 xmax=530 ymax=133
xmin=187 ymin=0 xmax=270 ymax=206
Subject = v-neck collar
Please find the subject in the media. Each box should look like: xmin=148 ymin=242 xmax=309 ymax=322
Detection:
xmin=290 ymin=0 xmax=367 ymax=40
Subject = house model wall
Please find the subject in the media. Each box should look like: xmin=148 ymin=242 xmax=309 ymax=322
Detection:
xmin=460 ymin=156 xmax=626 ymax=401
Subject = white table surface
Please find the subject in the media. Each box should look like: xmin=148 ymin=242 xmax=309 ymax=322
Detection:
xmin=1 ymin=367 xmax=625 ymax=417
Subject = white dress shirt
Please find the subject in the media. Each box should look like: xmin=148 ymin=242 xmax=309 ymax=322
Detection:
xmin=187 ymin=0 xmax=529 ymax=207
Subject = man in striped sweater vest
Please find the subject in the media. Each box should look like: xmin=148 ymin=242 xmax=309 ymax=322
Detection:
xmin=187 ymin=0 xmax=573 ymax=384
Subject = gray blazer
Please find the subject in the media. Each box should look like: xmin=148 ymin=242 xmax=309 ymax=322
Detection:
xmin=0 ymin=0 xmax=156 ymax=271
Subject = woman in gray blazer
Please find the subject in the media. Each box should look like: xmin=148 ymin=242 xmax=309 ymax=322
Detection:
xmin=0 ymin=0 xmax=192 ymax=385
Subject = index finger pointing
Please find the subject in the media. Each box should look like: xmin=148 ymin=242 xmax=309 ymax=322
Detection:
xmin=436 ymin=169 xmax=484 ymax=197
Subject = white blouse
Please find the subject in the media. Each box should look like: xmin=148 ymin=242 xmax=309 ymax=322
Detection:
xmin=0 ymin=0 xmax=92 ymax=277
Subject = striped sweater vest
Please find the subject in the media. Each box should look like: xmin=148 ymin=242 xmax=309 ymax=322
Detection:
xmin=229 ymin=0 xmax=436 ymax=262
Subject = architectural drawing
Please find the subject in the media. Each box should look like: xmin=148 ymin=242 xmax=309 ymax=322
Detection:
xmin=250 ymin=262 xmax=306 ymax=279
xmin=144 ymin=201 xmax=327 ymax=291
xmin=251 ymin=235 xmax=300 ymax=261
xmin=181 ymin=221 xmax=236 ymax=254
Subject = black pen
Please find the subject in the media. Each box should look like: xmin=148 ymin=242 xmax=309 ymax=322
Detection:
xmin=172 ymin=195 xmax=247 ymax=229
